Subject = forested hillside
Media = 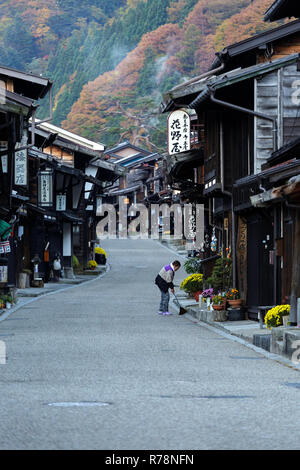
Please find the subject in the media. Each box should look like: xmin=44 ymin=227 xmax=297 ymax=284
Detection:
xmin=62 ymin=0 xmax=283 ymax=150
xmin=0 ymin=0 xmax=287 ymax=151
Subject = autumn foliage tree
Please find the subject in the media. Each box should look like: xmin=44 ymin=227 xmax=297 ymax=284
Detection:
xmin=0 ymin=0 xmax=292 ymax=152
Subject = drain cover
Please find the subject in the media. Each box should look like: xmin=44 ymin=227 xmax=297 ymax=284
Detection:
xmin=47 ymin=401 xmax=111 ymax=407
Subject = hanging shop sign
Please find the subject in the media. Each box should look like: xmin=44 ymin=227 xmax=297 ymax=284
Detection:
xmin=0 ymin=241 xmax=10 ymax=254
xmin=38 ymin=169 xmax=53 ymax=207
xmin=0 ymin=265 xmax=8 ymax=283
xmin=1 ymin=155 xmax=7 ymax=174
xmin=14 ymin=137 xmax=28 ymax=186
xmin=0 ymin=142 xmax=7 ymax=174
xmin=167 ymin=109 xmax=191 ymax=155
xmin=56 ymin=194 xmax=66 ymax=211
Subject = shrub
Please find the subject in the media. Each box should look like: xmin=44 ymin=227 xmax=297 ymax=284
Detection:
xmin=212 ymin=294 xmax=226 ymax=305
xmin=264 ymin=305 xmax=290 ymax=329
xmin=73 ymin=255 xmax=80 ymax=268
xmin=184 ymin=258 xmax=203 ymax=275
xmin=207 ymin=258 xmax=232 ymax=291
xmin=180 ymin=273 xmax=203 ymax=294
xmin=88 ymin=260 xmax=98 ymax=269
xmin=226 ymin=288 xmax=240 ymax=300
xmin=95 ymin=247 xmax=107 ymax=258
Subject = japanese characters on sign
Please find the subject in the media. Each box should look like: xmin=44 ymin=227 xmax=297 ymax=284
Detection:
xmin=168 ymin=109 xmax=191 ymax=155
xmin=0 ymin=241 xmax=10 ymax=254
xmin=14 ymin=136 xmax=28 ymax=186
xmin=0 ymin=142 xmax=7 ymax=174
xmin=56 ymin=194 xmax=66 ymax=211
xmin=0 ymin=265 xmax=8 ymax=283
xmin=38 ymin=170 xmax=53 ymax=207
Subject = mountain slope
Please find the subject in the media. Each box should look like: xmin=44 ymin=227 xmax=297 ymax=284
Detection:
xmin=63 ymin=0 xmax=282 ymax=151
xmin=0 ymin=0 xmax=285 ymax=150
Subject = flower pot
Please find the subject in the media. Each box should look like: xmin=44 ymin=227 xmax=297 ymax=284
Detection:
xmin=282 ymin=315 xmax=289 ymax=327
xmin=227 ymin=309 xmax=245 ymax=321
xmin=193 ymin=291 xmax=202 ymax=302
xmin=213 ymin=304 xmax=226 ymax=311
xmin=228 ymin=299 xmax=243 ymax=308
xmin=95 ymin=253 xmax=106 ymax=265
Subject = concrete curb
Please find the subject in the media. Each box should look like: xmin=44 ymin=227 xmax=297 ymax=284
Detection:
xmin=183 ymin=313 xmax=300 ymax=372
xmin=156 ymin=240 xmax=188 ymax=260
xmin=0 ymin=263 xmax=111 ymax=323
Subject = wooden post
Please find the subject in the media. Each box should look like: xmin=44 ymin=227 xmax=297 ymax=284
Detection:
xmin=290 ymin=208 xmax=300 ymax=325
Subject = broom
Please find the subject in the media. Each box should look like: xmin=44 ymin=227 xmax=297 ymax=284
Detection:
xmin=172 ymin=292 xmax=188 ymax=315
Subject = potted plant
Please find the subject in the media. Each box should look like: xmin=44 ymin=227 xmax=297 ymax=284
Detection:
xmin=95 ymin=247 xmax=107 ymax=265
xmin=88 ymin=260 xmax=98 ymax=271
xmin=184 ymin=258 xmax=203 ymax=275
xmin=180 ymin=273 xmax=203 ymax=300
xmin=73 ymin=255 xmax=80 ymax=271
xmin=226 ymin=288 xmax=243 ymax=308
xmin=212 ymin=294 xmax=226 ymax=311
xmin=5 ymin=294 xmax=13 ymax=309
xmin=0 ymin=295 xmax=5 ymax=309
xmin=207 ymin=258 xmax=232 ymax=292
xmin=264 ymin=305 xmax=290 ymax=329
xmin=201 ymin=288 xmax=214 ymax=301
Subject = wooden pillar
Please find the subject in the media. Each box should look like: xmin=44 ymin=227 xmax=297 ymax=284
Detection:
xmin=290 ymin=208 xmax=300 ymax=325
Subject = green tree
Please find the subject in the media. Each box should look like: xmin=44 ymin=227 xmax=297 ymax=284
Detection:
xmin=207 ymin=258 xmax=232 ymax=292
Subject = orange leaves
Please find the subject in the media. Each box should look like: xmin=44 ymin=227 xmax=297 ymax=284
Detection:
xmin=167 ymin=0 xmax=187 ymax=23
xmin=213 ymin=0 xmax=286 ymax=51
xmin=63 ymin=21 xmax=183 ymax=137
xmin=62 ymin=0 xmax=289 ymax=146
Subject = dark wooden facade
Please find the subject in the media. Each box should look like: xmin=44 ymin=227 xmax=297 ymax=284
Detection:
xmin=161 ymin=1 xmax=300 ymax=321
xmin=28 ymin=122 xmax=124 ymax=275
xmin=0 ymin=65 xmax=123 ymax=301
xmin=0 ymin=67 xmax=52 ymax=294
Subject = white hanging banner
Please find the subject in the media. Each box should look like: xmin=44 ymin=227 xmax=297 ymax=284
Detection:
xmin=56 ymin=194 xmax=66 ymax=211
xmin=1 ymin=155 xmax=7 ymax=174
xmin=0 ymin=265 xmax=8 ymax=282
xmin=167 ymin=109 xmax=191 ymax=155
xmin=0 ymin=142 xmax=7 ymax=174
xmin=14 ymin=135 xmax=28 ymax=186
xmin=38 ymin=170 xmax=53 ymax=207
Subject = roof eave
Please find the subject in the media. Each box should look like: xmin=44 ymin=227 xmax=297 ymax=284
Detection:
xmin=264 ymin=0 xmax=300 ymax=22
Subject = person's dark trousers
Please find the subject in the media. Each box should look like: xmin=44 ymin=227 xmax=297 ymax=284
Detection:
xmin=159 ymin=289 xmax=170 ymax=313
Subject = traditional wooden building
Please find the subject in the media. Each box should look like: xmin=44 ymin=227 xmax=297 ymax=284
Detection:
xmin=103 ymin=142 xmax=161 ymax=205
xmin=264 ymin=0 xmax=300 ymax=22
xmin=26 ymin=121 xmax=124 ymax=277
xmin=160 ymin=0 xmax=300 ymax=321
xmin=0 ymin=66 xmax=52 ymax=293
xmin=100 ymin=141 xmax=178 ymax=237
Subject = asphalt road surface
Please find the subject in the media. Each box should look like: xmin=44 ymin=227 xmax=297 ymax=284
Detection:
xmin=0 ymin=238 xmax=300 ymax=450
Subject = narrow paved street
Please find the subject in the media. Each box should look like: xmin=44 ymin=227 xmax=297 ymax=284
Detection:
xmin=0 ymin=239 xmax=300 ymax=450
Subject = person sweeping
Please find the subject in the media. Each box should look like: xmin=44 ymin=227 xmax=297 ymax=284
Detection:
xmin=155 ymin=260 xmax=181 ymax=315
